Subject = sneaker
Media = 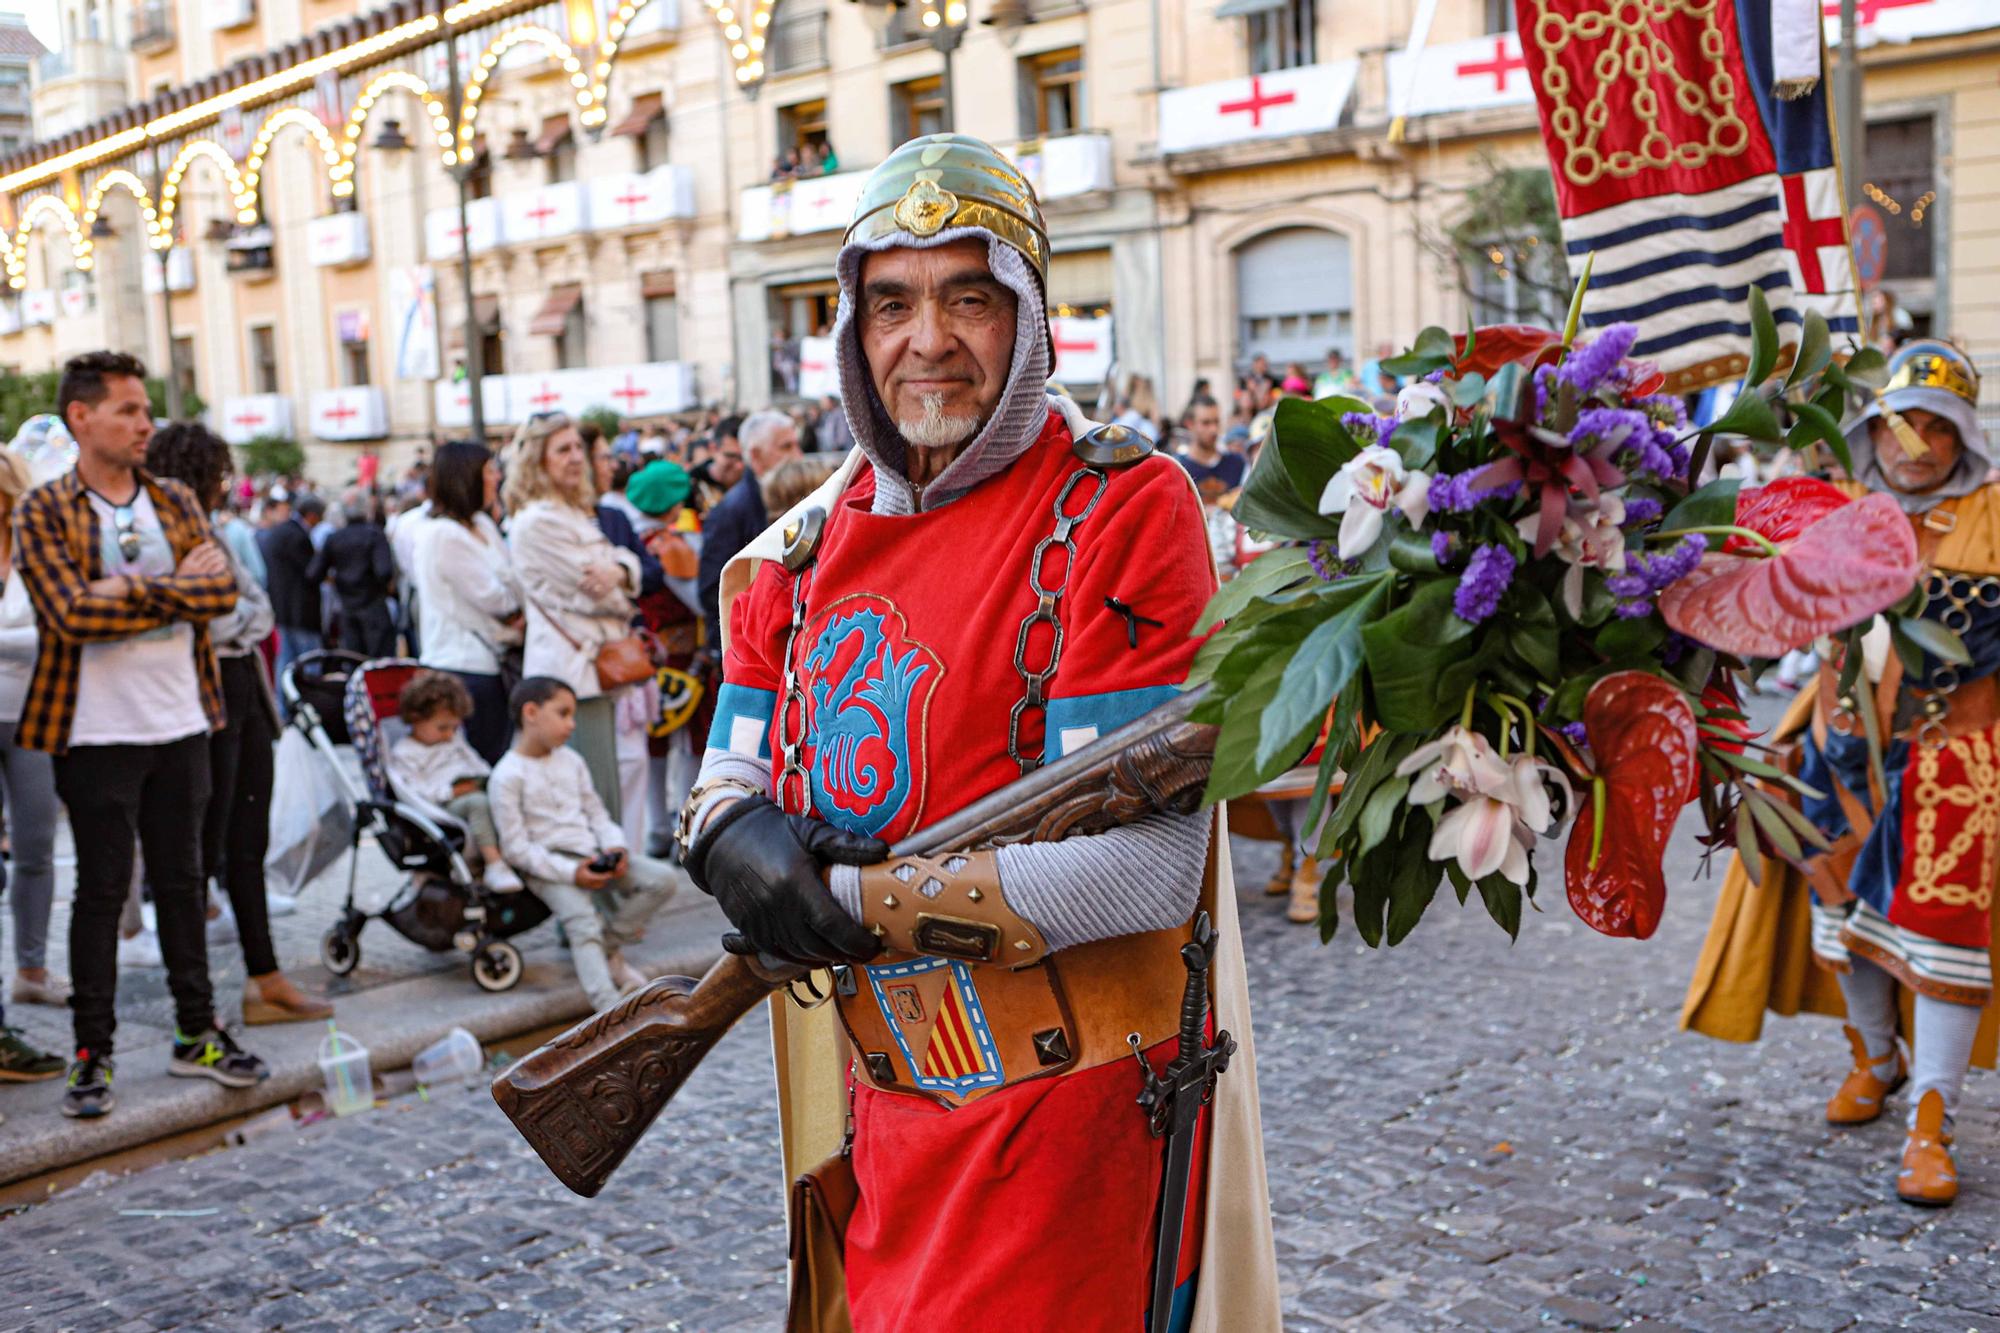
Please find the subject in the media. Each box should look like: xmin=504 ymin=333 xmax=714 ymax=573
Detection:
xmin=264 ymin=891 xmax=299 ymax=918
xmin=61 ymin=1051 xmax=115 ymax=1117
xmin=483 ymin=861 xmax=523 ymax=893
xmin=169 ymin=1027 xmax=270 ymax=1088
xmin=0 ymin=1027 xmax=64 ymax=1082
xmin=9 ymin=971 xmax=73 ymax=1006
xmin=117 ymin=929 xmax=164 ymax=969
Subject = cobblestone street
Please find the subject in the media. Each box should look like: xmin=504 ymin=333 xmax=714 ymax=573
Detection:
xmin=4 ymin=817 xmax=1998 ymax=1332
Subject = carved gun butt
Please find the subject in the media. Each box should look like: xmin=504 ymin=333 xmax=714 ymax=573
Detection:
xmin=493 ymin=685 xmax=1217 ymax=1196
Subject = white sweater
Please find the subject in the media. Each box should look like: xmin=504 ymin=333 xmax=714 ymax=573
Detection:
xmin=489 ymin=745 xmax=625 ymax=885
xmin=387 ymin=732 xmax=491 ymax=807
xmin=0 ymin=569 xmax=36 ymax=725
xmin=415 ymin=513 xmax=521 ymax=676
xmin=506 ymin=500 xmax=639 ymax=700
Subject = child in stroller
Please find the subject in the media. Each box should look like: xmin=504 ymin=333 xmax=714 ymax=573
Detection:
xmin=385 ymin=672 xmax=521 ymax=893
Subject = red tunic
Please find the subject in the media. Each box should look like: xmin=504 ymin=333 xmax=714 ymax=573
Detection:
xmin=717 ymin=410 xmax=1216 ymax=1330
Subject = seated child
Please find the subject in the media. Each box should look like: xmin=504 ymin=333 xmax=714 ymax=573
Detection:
xmin=489 ymin=676 xmax=688 ymax=1010
xmin=388 ymin=671 xmax=522 ymax=892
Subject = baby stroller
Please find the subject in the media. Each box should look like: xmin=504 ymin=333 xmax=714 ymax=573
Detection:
xmin=279 ymin=651 xmax=549 ymax=992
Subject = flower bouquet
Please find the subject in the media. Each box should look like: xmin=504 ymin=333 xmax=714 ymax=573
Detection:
xmin=1192 ymin=286 xmax=1958 ymax=945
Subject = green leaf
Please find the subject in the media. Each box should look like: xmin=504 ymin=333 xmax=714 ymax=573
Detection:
xmin=1785 ymin=397 xmax=1854 ymax=476
xmin=1660 ymin=477 xmax=1741 ymax=535
xmin=1759 ymin=791 xmax=1832 ymax=850
xmin=1449 ymin=372 xmax=1488 ymax=409
xmin=1256 ymin=581 xmax=1390 ymax=771
xmin=1361 ymin=580 xmax=1481 ymax=731
xmin=1562 ymin=251 xmax=1595 ymax=347
xmin=1232 ymin=431 xmax=1342 ymax=543
xmin=1845 ymin=346 xmax=1890 ymax=390
xmin=1388 ymin=417 xmax=1440 ymax=470
xmin=1476 ymin=875 xmax=1522 ymax=940
xmin=1388 ymin=530 xmax=1442 ymax=574
xmin=1193 ymin=548 xmax=1314 ymax=634
xmin=1381 ymin=326 xmax=1457 ymax=379
xmin=1504 ymin=585 xmax=1560 ymax=684
xmin=1785 ymin=309 xmax=1832 ymax=390
xmin=1184 ymin=600 xmax=1318 ymax=694
xmin=1384 ymin=863 xmax=1440 ymax=946
xmin=1735 ymin=801 xmax=1765 ymax=884
xmin=1203 ymin=649 xmax=1291 ymax=803
xmin=1744 ymin=793 xmax=1802 ymax=862
xmin=1356 ymin=774 xmax=1409 ymax=857
xmin=1595 ymin=616 xmax=1667 ymax=660
xmin=1272 ymin=396 xmax=1363 ymax=511
xmin=1707 ymin=390 xmax=1784 ymax=443
xmin=1746 ymin=284 xmax=1778 ymax=387
xmin=1350 ymin=865 xmax=1389 ymax=947
xmin=1892 ymin=614 xmax=1973 ymax=668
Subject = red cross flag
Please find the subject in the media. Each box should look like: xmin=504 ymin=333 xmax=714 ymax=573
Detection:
xmin=504 ymin=185 xmax=583 ymax=243
xmin=588 ymin=167 xmax=693 ymax=229
xmin=218 ymin=394 xmax=293 ymax=446
xmin=306 ymin=212 xmax=371 ymax=268
xmin=1157 ymin=62 xmax=1359 ymax=156
xmin=425 ymin=198 xmax=497 ymax=260
xmin=1823 ymin=0 xmax=1996 ymax=43
xmin=797 ymin=336 xmax=839 ymax=400
xmin=310 ymin=387 xmax=387 ymax=441
xmin=1388 ymin=31 xmax=1533 ymax=123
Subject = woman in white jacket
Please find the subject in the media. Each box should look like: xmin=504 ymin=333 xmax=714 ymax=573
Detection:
xmin=415 ymin=442 xmax=521 ymax=764
xmin=503 ymin=414 xmax=641 ymax=818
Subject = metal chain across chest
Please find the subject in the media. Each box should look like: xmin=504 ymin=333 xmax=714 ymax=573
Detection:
xmin=775 ymin=565 xmax=815 ymax=816
xmin=1009 ymin=465 xmax=1111 ymax=774
xmin=1913 ymin=570 xmax=2000 ymax=748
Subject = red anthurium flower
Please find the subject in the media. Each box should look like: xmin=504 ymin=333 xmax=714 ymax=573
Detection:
xmin=1725 ymin=476 xmax=1852 ymax=554
xmin=1452 ymin=326 xmax=1564 ymax=380
xmin=1565 ymin=672 xmax=1700 ymax=940
xmin=1473 ymin=419 xmax=1627 ymax=558
xmin=1659 ymin=491 xmax=1921 ymax=659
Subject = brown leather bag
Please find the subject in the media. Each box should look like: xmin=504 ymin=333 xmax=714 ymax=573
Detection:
xmin=526 ymin=589 xmax=661 ymax=692
xmin=787 ymin=1150 xmax=858 ymax=1333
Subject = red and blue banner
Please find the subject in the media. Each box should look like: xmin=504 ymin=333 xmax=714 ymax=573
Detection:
xmin=1516 ymin=0 xmax=1861 ymax=391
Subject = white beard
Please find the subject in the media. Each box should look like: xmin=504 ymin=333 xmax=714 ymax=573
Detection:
xmin=897 ymin=393 xmax=979 ymax=449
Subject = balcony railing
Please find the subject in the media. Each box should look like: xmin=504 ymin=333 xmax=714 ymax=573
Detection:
xmin=1004 ymin=131 xmax=1113 ymax=201
xmin=768 ymin=10 xmax=829 ymax=75
xmin=738 ymin=167 xmax=869 ymax=242
xmin=434 ymin=362 xmax=694 ymax=428
xmin=424 ymin=166 xmax=695 ymax=258
xmin=131 ymin=2 xmax=176 ymax=53
xmin=0 ymin=86 xmax=27 ymax=116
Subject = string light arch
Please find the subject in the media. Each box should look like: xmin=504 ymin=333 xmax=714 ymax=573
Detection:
xmin=77 ymin=170 xmax=163 ymax=275
xmin=456 ymin=26 xmax=600 ymax=164
xmin=338 ymin=71 xmax=457 ymax=185
xmin=156 ymin=140 xmax=253 ymax=239
xmin=240 ymin=108 xmax=344 ymax=219
xmin=6 ymin=195 xmax=85 ymax=290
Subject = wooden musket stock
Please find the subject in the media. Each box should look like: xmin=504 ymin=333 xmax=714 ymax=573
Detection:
xmin=491 ymin=685 xmax=1217 ymax=1196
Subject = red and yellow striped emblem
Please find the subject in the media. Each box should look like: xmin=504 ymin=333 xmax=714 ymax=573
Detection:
xmin=919 ymin=970 xmax=994 ymax=1081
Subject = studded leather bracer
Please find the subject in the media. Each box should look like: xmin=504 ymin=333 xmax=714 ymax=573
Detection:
xmin=856 ymin=850 xmax=1049 ymax=966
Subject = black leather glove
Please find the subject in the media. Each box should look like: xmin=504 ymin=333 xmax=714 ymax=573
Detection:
xmin=685 ymin=795 xmax=888 ymax=966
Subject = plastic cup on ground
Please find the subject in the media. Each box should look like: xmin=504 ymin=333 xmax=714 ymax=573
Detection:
xmin=412 ymin=1026 xmax=483 ymax=1087
xmin=317 ymin=1026 xmax=374 ymax=1117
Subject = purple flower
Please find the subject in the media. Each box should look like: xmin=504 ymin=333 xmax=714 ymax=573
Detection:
xmin=1341 ymin=411 xmax=1400 ymax=445
xmin=1604 ymin=533 xmax=1706 ymax=616
xmin=1306 ymin=540 xmax=1360 ymax=582
xmin=1431 ymin=530 xmax=1457 ymax=565
xmin=1560 ymin=324 xmax=1639 ymax=396
xmin=1429 ymin=469 xmax=1523 ymax=514
xmin=1560 ymin=721 xmax=1589 ymax=746
xmin=1621 ymin=495 xmax=1663 ymax=526
xmin=1453 ymin=544 xmax=1516 ymax=624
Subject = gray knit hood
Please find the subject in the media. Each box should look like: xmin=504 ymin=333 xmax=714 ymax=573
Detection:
xmin=832 ymin=226 xmax=1053 ymax=516
xmin=1843 ymin=385 xmax=1995 ymax=515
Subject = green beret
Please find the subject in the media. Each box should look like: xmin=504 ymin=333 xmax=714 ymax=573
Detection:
xmin=627 ymin=460 xmax=692 ymax=516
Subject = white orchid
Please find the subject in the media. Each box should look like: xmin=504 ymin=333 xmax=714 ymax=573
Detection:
xmin=1397 ymin=727 xmax=1571 ymax=887
xmin=1396 ymin=379 xmax=1452 ymax=421
xmin=1318 ymin=445 xmax=1431 ymax=560
xmin=1397 ymin=725 xmax=1512 ymax=804
xmin=1518 ymin=494 xmax=1629 ymax=617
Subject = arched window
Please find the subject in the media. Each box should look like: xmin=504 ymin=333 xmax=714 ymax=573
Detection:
xmin=86 ymin=1 xmax=103 ymax=41
xmin=1233 ymin=226 xmax=1352 ymax=371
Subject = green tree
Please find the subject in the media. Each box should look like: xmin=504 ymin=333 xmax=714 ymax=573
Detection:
xmin=239 ymin=433 xmax=306 ymax=479
xmin=1422 ymin=154 xmax=1567 ymax=329
xmin=580 ymin=405 xmax=623 ymax=440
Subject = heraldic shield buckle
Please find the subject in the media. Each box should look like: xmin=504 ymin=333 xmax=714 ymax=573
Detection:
xmin=861 ymin=956 xmax=1008 ymax=1099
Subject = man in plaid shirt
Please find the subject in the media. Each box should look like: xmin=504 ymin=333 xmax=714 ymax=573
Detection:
xmin=17 ymin=352 xmax=270 ymax=1118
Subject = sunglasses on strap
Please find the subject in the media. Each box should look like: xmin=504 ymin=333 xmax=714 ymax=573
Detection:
xmin=109 ymin=504 xmax=141 ymax=564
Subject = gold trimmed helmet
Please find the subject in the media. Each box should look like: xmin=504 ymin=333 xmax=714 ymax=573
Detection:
xmin=844 ymin=133 xmax=1049 ymax=285
xmin=1882 ymin=339 xmax=1979 ymax=406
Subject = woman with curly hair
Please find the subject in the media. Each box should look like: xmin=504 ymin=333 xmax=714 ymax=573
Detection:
xmin=145 ymin=423 xmax=331 ymax=1024
xmin=503 ymin=413 xmax=641 ymax=817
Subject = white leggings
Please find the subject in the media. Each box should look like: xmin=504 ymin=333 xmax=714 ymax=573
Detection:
xmin=1838 ymin=956 xmax=1982 ymax=1123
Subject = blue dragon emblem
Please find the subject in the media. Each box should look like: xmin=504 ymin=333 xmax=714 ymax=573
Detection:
xmin=803 ymin=605 xmax=935 ymax=836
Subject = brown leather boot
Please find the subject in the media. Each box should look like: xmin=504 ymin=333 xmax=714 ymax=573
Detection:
xmin=1827 ymin=1024 xmax=1906 ymax=1125
xmin=1286 ymin=856 xmax=1320 ymax=924
xmin=1263 ymin=843 xmax=1296 ymax=896
xmin=1897 ymin=1090 xmax=1958 ymax=1207
xmin=244 ymin=972 xmax=335 ymax=1026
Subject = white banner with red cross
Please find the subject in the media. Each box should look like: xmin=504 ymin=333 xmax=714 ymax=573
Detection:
xmin=1822 ymin=0 xmax=1998 ymax=45
xmin=307 ymin=211 xmax=371 ymax=268
xmin=586 ymin=166 xmax=696 ymax=230
xmin=1387 ymin=31 xmax=1533 ymax=123
xmin=1156 ymin=61 xmax=1359 ymax=156
xmin=1049 ymin=316 xmax=1113 ymax=385
xmin=797 ymin=336 xmax=839 ymax=400
xmin=310 ymin=387 xmax=389 ymax=441
xmin=216 ymin=395 xmax=294 ymax=446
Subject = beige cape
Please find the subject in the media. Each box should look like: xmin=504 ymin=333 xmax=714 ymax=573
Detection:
xmin=717 ymin=399 xmax=1282 ymax=1332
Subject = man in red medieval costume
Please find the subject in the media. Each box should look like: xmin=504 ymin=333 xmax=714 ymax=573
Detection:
xmin=1686 ymin=340 xmax=2000 ymax=1208
xmin=675 ymin=134 xmax=1279 ymax=1329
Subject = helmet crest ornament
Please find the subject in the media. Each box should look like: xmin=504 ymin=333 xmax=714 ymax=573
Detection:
xmin=892 ymin=179 xmax=960 ymax=238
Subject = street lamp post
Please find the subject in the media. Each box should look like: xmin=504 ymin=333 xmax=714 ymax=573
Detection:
xmin=148 ymin=166 xmax=181 ymax=419
xmin=443 ymin=37 xmax=487 ymax=442
xmin=1837 ymin=0 xmax=1865 ymax=216
xmin=846 ymin=0 xmax=1031 ymax=135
